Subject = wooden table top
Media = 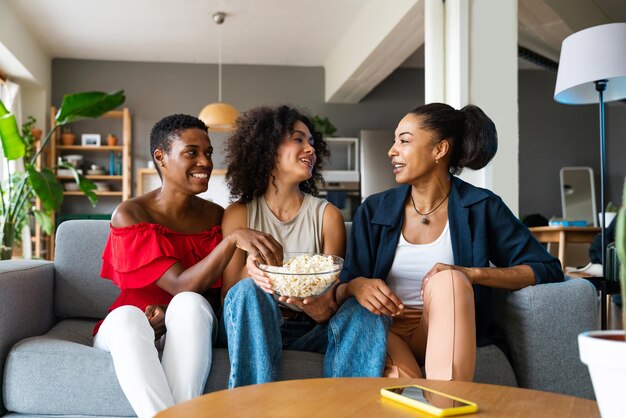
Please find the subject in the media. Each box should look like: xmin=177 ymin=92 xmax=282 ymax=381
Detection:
xmin=529 ymin=226 xmax=600 ymax=233
xmin=155 ymin=378 xmax=599 ymax=418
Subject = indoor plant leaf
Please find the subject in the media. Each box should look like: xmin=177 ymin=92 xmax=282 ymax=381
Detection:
xmin=0 ymin=100 xmax=26 ymax=160
xmin=27 ymin=166 xmax=64 ymax=212
xmin=60 ymin=163 xmax=98 ymax=206
xmin=55 ymin=90 xmax=126 ymax=125
xmin=32 ymin=210 xmax=53 ymax=236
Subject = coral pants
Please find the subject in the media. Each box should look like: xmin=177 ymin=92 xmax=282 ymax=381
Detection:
xmin=384 ymin=269 xmax=476 ymax=381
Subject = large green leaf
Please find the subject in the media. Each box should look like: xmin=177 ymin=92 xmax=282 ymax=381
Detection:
xmin=0 ymin=100 xmax=26 ymax=160
xmin=55 ymin=91 xmax=126 ymax=125
xmin=60 ymin=162 xmax=98 ymax=206
xmin=33 ymin=210 xmax=53 ymax=235
xmin=27 ymin=166 xmax=64 ymax=212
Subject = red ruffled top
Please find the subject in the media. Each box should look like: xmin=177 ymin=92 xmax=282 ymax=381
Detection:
xmin=93 ymin=222 xmax=222 ymax=335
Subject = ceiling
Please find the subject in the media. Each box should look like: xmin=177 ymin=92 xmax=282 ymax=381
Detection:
xmin=7 ymin=0 xmax=369 ymax=66
xmin=4 ymin=0 xmax=626 ymax=100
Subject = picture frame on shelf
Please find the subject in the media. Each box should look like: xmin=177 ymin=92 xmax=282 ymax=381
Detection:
xmin=81 ymin=133 xmax=101 ymax=146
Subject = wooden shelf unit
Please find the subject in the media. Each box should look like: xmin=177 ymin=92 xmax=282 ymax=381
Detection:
xmin=33 ymin=107 xmax=132 ymax=259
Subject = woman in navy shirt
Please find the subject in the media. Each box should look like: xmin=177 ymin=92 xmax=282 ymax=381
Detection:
xmin=333 ymin=103 xmax=563 ymax=381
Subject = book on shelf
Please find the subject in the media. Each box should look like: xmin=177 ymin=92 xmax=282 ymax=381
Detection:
xmin=548 ymin=219 xmax=589 ymax=227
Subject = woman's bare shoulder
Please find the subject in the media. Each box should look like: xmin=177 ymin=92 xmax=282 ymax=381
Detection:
xmin=224 ymin=201 xmax=247 ymax=217
xmin=194 ymin=196 xmax=225 ymax=226
xmin=111 ymin=194 xmax=155 ymax=228
xmin=222 ymin=202 xmax=247 ymax=231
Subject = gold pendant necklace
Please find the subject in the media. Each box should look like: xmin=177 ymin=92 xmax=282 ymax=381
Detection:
xmin=410 ymin=191 xmax=450 ymax=225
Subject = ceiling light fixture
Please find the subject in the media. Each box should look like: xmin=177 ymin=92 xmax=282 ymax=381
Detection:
xmin=198 ymin=11 xmax=239 ymax=132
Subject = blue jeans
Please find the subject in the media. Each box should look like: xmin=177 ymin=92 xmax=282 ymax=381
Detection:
xmin=223 ymin=278 xmax=390 ymax=388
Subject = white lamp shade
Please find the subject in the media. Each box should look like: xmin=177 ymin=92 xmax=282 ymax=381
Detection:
xmin=554 ymin=22 xmax=626 ymax=104
xmin=198 ymin=102 xmax=239 ymax=132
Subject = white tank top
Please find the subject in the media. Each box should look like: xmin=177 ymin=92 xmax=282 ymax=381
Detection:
xmin=386 ymin=221 xmax=455 ymax=308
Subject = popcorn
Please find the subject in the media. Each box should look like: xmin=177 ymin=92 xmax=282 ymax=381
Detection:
xmin=259 ymin=253 xmax=342 ymax=298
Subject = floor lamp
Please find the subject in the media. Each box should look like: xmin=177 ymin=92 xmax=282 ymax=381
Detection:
xmin=554 ymin=23 xmax=626 ymax=329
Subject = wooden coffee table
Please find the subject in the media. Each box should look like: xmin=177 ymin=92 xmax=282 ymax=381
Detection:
xmin=155 ymin=377 xmax=599 ymax=417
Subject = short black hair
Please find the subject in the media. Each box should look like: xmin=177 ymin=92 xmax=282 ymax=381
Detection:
xmin=149 ymin=114 xmax=208 ymax=177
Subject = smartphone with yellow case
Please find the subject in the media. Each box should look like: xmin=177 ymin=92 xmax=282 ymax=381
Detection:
xmin=380 ymin=384 xmax=478 ymax=416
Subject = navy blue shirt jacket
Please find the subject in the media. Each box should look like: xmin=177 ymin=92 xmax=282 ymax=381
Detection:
xmin=340 ymin=176 xmax=564 ymax=348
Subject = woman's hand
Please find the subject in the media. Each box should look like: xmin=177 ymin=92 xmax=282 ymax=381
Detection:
xmin=279 ymin=281 xmax=339 ymax=323
xmin=229 ymin=228 xmax=283 ymax=266
xmin=421 ymin=263 xmax=472 ymax=298
xmin=144 ymin=304 xmax=167 ymax=340
xmin=348 ymin=278 xmax=404 ymax=317
xmin=246 ymin=254 xmax=274 ymax=294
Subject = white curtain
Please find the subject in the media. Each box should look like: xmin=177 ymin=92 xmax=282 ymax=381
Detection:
xmin=0 ymin=80 xmax=31 ymax=259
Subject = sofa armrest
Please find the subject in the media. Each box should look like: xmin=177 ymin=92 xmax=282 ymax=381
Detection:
xmin=498 ymin=278 xmax=597 ymax=399
xmin=0 ymin=260 xmax=55 ymax=413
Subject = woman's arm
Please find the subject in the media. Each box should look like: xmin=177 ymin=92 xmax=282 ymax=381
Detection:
xmin=221 ymin=203 xmax=253 ymax=299
xmin=320 ymin=204 xmax=346 ymax=258
xmin=331 ymin=201 xmax=404 ymax=317
xmin=155 ymin=226 xmax=281 ymax=295
xmin=421 ymin=263 xmax=535 ymax=291
xmin=483 ymin=195 xmax=563 ymax=285
xmin=112 ymin=201 xmax=282 ymax=296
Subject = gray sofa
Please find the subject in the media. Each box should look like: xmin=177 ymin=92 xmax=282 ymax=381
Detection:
xmin=1 ymin=220 xmax=597 ymax=417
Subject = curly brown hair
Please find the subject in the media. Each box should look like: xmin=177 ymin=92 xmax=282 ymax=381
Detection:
xmin=225 ymin=105 xmax=329 ymax=203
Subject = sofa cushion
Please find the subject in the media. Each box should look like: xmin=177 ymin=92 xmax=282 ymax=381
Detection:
xmin=4 ymin=319 xmax=326 ymax=416
xmin=4 ymin=320 xmax=134 ymax=416
xmin=4 ymin=317 xmax=516 ymax=416
xmin=54 ymin=220 xmax=119 ymax=319
xmin=474 ymin=344 xmax=517 ymax=387
xmin=497 ymin=278 xmax=597 ymax=399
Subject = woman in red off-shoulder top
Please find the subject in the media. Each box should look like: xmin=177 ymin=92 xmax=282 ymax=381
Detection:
xmin=93 ymin=114 xmax=283 ymax=418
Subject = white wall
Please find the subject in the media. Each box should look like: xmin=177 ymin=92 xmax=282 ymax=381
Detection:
xmin=0 ymin=2 xmax=50 ymax=128
xmin=467 ymin=0 xmax=519 ymax=214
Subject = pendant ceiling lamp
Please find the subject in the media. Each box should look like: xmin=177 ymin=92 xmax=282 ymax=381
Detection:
xmin=199 ymin=11 xmax=239 ymax=132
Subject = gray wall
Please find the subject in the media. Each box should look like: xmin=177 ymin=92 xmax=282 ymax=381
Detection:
xmin=52 ymin=59 xmax=423 ymax=210
xmin=51 ymin=59 xmax=626 ymax=218
xmin=518 ymin=70 xmax=626 ymax=220
xmin=52 ymin=59 xmax=422 ymax=163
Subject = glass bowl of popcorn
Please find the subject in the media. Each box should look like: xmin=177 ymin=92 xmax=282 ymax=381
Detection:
xmin=257 ymin=252 xmax=343 ymax=298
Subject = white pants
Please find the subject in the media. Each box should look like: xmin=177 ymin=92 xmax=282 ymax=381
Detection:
xmin=94 ymin=292 xmax=216 ymax=418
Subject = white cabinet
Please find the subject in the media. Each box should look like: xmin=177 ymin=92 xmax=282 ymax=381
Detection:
xmin=322 ymin=137 xmax=359 ymax=183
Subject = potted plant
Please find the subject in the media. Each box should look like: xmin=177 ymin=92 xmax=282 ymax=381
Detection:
xmin=311 ymin=115 xmax=337 ymax=138
xmin=61 ymin=126 xmax=76 ymax=146
xmin=578 ymin=177 xmax=626 ymax=417
xmin=106 ymin=133 xmax=118 ymax=146
xmin=0 ymin=90 xmax=125 ymax=259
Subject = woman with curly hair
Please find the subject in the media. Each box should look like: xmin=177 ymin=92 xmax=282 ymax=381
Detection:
xmin=221 ymin=105 xmax=390 ymax=388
